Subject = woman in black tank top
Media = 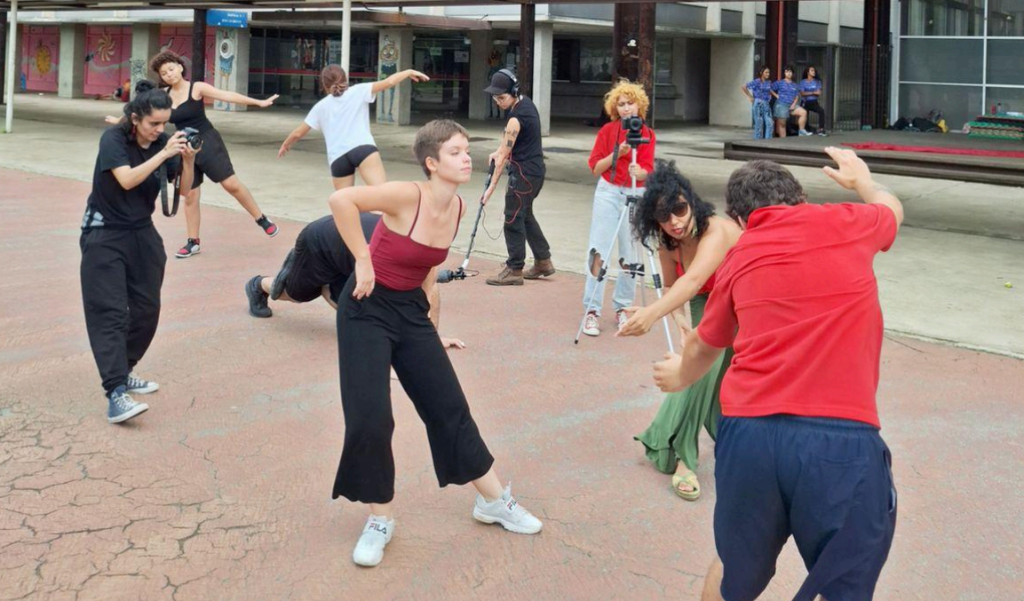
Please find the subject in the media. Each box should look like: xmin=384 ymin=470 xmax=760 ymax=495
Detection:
xmin=108 ymin=50 xmax=280 ymax=259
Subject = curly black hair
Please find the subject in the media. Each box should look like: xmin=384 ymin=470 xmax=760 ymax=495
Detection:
xmin=631 ymin=159 xmax=716 ymax=251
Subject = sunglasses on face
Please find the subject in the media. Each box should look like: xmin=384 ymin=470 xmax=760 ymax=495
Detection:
xmin=658 ymin=204 xmax=690 ymax=223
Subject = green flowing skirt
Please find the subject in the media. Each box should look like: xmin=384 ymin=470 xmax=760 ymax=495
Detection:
xmin=634 ymin=294 xmax=733 ymax=474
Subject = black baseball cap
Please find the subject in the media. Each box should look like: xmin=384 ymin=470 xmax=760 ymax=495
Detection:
xmin=484 ymin=71 xmax=515 ymax=95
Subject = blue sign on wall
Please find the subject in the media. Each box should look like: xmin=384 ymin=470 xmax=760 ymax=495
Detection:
xmin=207 ymin=10 xmax=248 ymax=29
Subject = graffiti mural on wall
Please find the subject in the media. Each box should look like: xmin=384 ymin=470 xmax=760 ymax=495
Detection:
xmin=377 ymin=35 xmax=398 ymax=123
xmin=159 ymin=28 xmax=217 ymax=83
xmin=21 ymin=26 xmax=59 ymax=92
xmin=214 ymin=29 xmax=237 ymax=111
xmin=84 ymin=26 xmax=131 ymax=96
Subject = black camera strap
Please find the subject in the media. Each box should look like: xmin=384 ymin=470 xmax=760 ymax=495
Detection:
xmin=159 ymin=162 xmax=182 ymax=218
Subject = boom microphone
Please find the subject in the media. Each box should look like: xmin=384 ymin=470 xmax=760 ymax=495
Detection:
xmin=436 ymin=160 xmax=496 ymax=284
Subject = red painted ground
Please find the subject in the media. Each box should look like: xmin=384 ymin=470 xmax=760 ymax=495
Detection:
xmin=1 ymin=167 xmax=1021 ymax=600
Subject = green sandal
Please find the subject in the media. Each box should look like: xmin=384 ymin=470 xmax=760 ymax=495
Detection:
xmin=671 ymin=470 xmax=701 ymax=501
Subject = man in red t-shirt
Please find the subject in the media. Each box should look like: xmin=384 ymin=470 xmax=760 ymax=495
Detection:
xmin=654 ymin=148 xmax=903 ymax=601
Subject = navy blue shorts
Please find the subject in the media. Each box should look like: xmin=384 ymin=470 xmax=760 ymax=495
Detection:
xmin=714 ymin=415 xmax=897 ymax=601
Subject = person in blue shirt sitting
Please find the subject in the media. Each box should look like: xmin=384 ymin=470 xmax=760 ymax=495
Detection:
xmin=771 ymin=65 xmax=811 ymax=138
xmin=800 ymin=65 xmax=827 ymax=135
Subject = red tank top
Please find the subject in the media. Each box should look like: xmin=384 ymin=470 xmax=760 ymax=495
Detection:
xmin=368 ymin=186 xmax=463 ymax=291
xmin=676 ymin=255 xmax=716 ymax=295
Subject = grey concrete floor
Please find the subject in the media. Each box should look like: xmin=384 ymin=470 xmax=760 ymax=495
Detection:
xmin=2 ymin=94 xmax=1022 ymax=356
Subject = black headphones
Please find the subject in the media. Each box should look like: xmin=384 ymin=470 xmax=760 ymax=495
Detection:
xmin=497 ymin=68 xmax=519 ymax=97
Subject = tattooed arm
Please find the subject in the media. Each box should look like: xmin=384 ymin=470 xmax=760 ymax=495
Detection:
xmin=482 ymin=117 xmax=521 ymax=205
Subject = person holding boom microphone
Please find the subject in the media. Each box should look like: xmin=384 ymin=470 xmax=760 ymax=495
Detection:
xmin=480 ymin=68 xmax=555 ymax=285
xmin=81 ymin=80 xmax=198 ymax=424
xmin=328 ymin=120 xmax=542 ymax=568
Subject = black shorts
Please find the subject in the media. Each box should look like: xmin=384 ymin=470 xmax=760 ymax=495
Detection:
xmin=714 ymin=415 xmax=897 ymax=601
xmin=190 ymin=128 xmax=235 ymax=189
xmin=330 ymin=145 xmax=379 ymax=178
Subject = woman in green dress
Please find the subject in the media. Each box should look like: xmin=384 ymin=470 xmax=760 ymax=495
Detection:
xmin=617 ymin=160 xmax=742 ymax=500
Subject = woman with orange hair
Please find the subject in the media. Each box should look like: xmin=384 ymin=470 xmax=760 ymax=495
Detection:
xmin=278 ymin=64 xmax=428 ymax=190
xmin=581 ymin=81 xmax=657 ymax=337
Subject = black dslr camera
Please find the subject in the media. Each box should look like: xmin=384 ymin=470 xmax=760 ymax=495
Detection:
xmin=180 ymin=127 xmax=203 ymax=150
xmin=621 ymin=115 xmax=649 ymax=147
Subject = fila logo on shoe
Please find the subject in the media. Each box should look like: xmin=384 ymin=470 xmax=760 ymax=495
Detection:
xmin=369 ymin=522 xmax=389 ymax=536
xmin=505 ymin=498 xmax=517 ymax=512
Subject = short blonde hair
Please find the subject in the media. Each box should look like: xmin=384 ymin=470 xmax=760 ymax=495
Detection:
xmin=603 ymin=80 xmax=650 ymax=121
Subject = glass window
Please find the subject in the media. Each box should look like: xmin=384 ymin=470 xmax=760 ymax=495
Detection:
xmin=899 ymin=83 xmax=982 ymax=130
xmin=553 ymin=39 xmax=575 ymax=82
xmin=988 ymin=0 xmax=1024 ymax=36
xmin=986 ymin=87 xmax=1024 ymax=115
xmin=899 ymin=38 xmax=983 ymax=83
xmin=655 ymin=38 xmax=672 ymax=85
xmin=902 ymin=0 xmax=985 ymax=36
xmin=580 ymin=37 xmax=614 ymax=82
xmin=987 ymin=40 xmax=1024 ymax=86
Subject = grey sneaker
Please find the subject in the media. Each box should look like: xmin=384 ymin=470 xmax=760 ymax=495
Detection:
xmin=352 ymin=515 xmax=394 ymax=567
xmin=472 ymin=483 xmax=542 ymax=534
xmin=107 ymin=386 xmax=149 ymax=424
xmin=126 ymin=373 xmax=159 ymax=394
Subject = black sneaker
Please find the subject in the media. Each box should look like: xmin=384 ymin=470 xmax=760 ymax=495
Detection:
xmin=256 ymin=215 xmax=279 ymax=237
xmin=246 ymin=275 xmax=273 ymax=318
xmin=176 ymin=238 xmax=201 ymax=259
xmin=270 ymin=249 xmax=295 ymax=301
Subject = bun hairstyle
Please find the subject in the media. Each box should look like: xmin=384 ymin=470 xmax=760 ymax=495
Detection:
xmin=120 ymin=79 xmax=173 ymax=140
xmin=321 ymin=64 xmax=349 ymax=97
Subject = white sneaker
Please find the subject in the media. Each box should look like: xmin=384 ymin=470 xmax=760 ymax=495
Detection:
xmin=798 ymin=129 xmax=812 ymax=136
xmin=616 ymin=310 xmax=629 ymax=331
xmin=472 ymin=483 xmax=542 ymax=535
xmin=352 ymin=515 xmax=394 ymax=567
xmin=126 ymin=372 xmax=159 ymax=395
xmin=583 ymin=312 xmax=600 ymax=337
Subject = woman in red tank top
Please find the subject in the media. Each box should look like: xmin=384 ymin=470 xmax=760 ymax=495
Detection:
xmin=326 ymin=120 xmax=542 ymax=568
xmin=617 ymin=160 xmax=742 ymax=501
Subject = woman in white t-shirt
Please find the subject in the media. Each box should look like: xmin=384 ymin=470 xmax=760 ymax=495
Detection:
xmin=278 ymin=64 xmax=429 ymax=190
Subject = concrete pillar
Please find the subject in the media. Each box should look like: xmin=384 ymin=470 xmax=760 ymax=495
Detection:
xmin=861 ymin=0 xmax=891 ymax=128
xmin=532 ymin=23 xmax=552 ymax=136
xmin=130 ymin=23 xmax=160 ymax=96
xmin=709 ymin=38 xmax=754 ymax=127
xmin=376 ymin=29 xmax=413 ymax=126
xmin=518 ymin=4 xmax=535 ymax=98
xmin=0 ymin=12 xmax=7 ymax=102
xmin=468 ymin=30 xmax=494 ymax=121
xmin=827 ymin=0 xmax=841 ymax=45
xmin=706 ymin=3 xmax=722 ymax=33
xmin=765 ymin=0 xmax=799 ymax=76
xmin=671 ymin=37 xmax=687 ymax=118
xmin=192 ymin=9 xmax=207 ymax=82
xmin=58 ymin=24 xmax=86 ymax=99
xmin=213 ymin=27 xmax=250 ymax=112
xmin=741 ymin=3 xmax=757 ymax=37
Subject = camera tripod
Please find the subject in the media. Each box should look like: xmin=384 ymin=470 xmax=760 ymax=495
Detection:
xmin=573 ymin=137 xmax=675 ymax=354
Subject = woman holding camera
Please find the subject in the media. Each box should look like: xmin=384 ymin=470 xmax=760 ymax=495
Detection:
xmin=581 ymin=80 xmax=657 ymax=337
xmin=278 ymin=64 xmax=429 ymax=190
xmin=617 ymin=160 xmax=741 ymax=500
xmin=110 ymin=51 xmax=280 ymax=258
xmin=82 ymin=80 xmax=197 ymax=424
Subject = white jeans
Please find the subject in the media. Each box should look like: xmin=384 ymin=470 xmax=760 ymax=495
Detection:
xmin=583 ymin=178 xmax=642 ymax=315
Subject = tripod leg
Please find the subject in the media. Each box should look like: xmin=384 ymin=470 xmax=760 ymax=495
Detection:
xmin=646 ymin=245 xmax=676 ymax=354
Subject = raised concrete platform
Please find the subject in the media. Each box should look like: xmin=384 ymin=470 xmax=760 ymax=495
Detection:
xmin=725 ymin=130 xmax=1024 ymax=187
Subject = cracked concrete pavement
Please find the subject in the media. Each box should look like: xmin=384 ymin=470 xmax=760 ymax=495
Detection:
xmin=1 ymin=97 xmax=1023 ymax=600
